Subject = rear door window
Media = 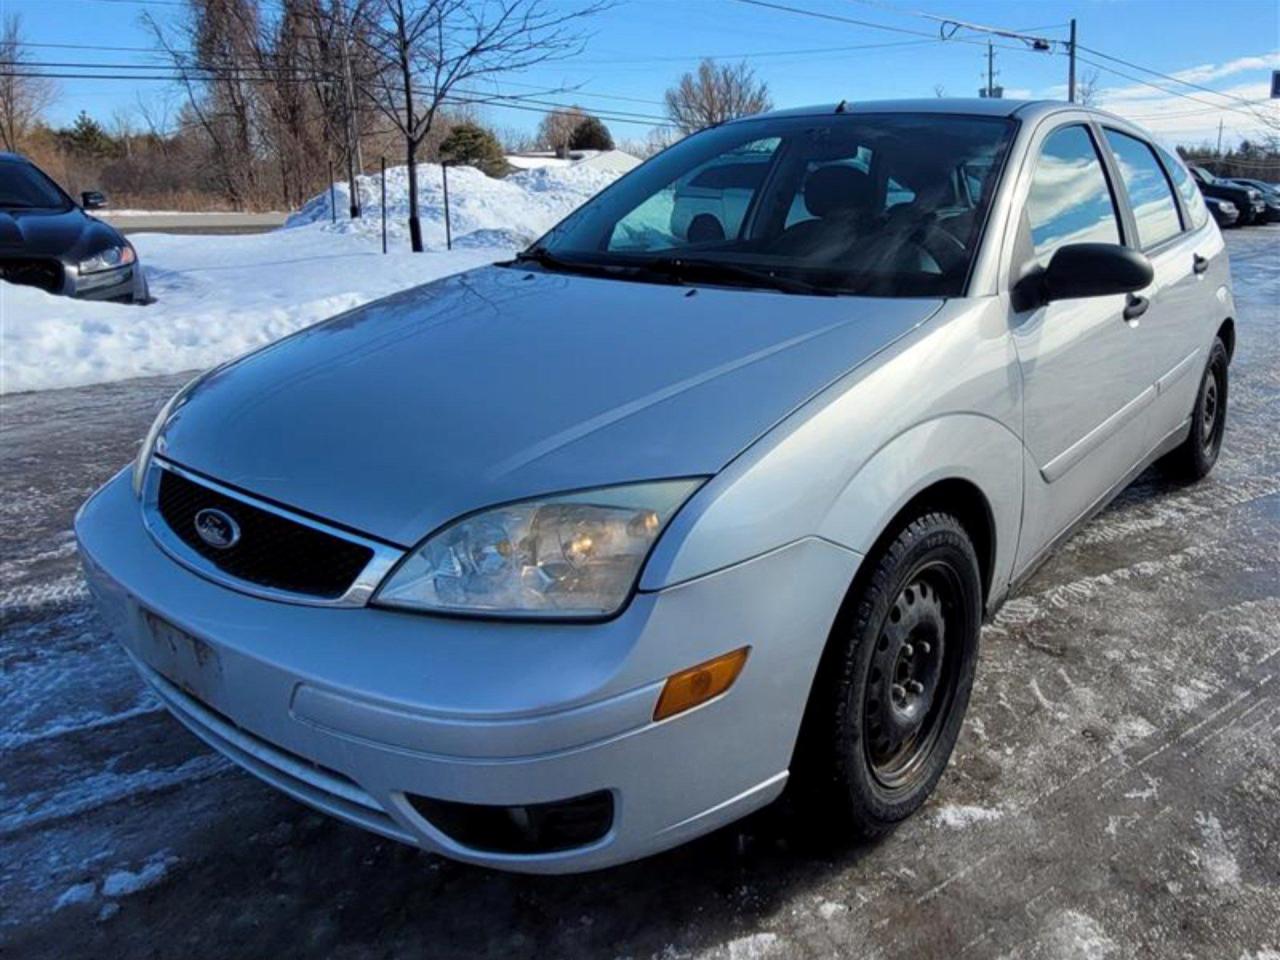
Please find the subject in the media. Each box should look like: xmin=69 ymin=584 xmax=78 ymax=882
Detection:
xmin=1103 ymin=129 xmax=1182 ymax=248
xmin=1025 ymin=125 xmax=1122 ymax=264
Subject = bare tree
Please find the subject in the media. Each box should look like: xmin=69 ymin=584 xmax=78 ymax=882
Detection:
xmin=933 ymin=83 xmax=947 ymax=98
xmin=536 ymin=105 xmax=585 ymax=155
xmin=1076 ymin=69 xmax=1102 ymax=108
xmin=0 ymin=14 xmax=57 ymax=152
xmin=144 ymin=0 xmax=266 ymax=208
xmin=664 ymin=59 xmax=771 ymax=135
xmin=356 ymin=0 xmax=605 ymax=251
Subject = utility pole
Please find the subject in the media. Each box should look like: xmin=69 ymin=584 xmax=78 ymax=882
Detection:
xmin=978 ymin=41 xmax=1001 ymax=98
xmin=1067 ymin=18 xmax=1077 ymax=103
xmin=1216 ymin=118 xmax=1224 ymax=155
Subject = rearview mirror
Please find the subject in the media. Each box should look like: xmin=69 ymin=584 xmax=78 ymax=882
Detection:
xmin=1014 ymin=243 xmax=1153 ymax=311
xmin=81 ymin=191 xmax=107 ymax=210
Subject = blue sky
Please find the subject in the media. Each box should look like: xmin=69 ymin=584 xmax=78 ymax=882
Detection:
xmin=10 ymin=0 xmax=1280 ymax=149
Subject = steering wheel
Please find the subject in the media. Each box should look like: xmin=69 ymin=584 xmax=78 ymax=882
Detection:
xmin=891 ymin=213 xmax=968 ymax=277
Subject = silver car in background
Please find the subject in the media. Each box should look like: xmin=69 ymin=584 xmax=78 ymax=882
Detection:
xmin=77 ymin=99 xmax=1234 ymax=873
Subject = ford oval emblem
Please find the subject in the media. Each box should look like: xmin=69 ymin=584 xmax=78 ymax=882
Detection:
xmin=194 ymin=508 xmax=240 ymax=550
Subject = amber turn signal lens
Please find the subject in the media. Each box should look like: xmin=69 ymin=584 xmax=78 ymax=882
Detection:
xmin=653 ymin=647 xmax=750 ymax=721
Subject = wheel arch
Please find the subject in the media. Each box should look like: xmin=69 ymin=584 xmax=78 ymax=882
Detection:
xmin=816 ymin=413 xmax=1022 ymax=615
xmin=1217 ymin=316 xmax=1235 ymax=362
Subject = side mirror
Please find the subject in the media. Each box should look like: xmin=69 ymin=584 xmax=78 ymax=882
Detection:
xmin=1014 ymin=242 xmax=1153 ymax=311
xmin=81 ymin=191 xmax=107 ymax=210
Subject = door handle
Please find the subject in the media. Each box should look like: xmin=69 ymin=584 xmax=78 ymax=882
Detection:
xmin=1123 ymin=294 xmax=1149 ymax=322
xmin=1193 ymin=254 xmax=1209 ymax=275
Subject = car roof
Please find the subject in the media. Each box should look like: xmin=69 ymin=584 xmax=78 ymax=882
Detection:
xmin=0 ymin=151 xmax=31 ymax=164
xmin=727 ymin=98 xmax=1132 ymax=126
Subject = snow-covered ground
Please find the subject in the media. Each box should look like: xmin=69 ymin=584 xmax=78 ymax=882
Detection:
xmin=0 ymin=163 xmax=620 ymax=395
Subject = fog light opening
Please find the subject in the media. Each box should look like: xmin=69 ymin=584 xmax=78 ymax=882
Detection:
xmin=407 ymin=790 xmax=614 ymax=855
xmin=653 ymin=646 xmax=750 ymax=722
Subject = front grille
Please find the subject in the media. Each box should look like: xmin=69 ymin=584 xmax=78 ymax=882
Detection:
xmin=156 ymin=467 xmax=374 ymax=599
xmin=0 ymin=256 xmax=63 ymax=293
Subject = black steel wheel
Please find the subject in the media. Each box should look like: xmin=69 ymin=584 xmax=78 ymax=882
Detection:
xmin=1162 ymin=337 xmax=1229 ymax=482
xmin=863 ymin=560 xmax=965 ymax=792
xmin=790 ymin=511 xmax=982 ymax=839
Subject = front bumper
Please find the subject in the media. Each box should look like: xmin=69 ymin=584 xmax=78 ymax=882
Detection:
xmin=76 ymin=468 xmax=860 ymax=872
xmin=66 ymin=262 xmax=149 ymax=303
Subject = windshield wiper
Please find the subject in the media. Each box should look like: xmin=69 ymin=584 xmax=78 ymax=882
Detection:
xmin=512 ymin=246 xmax=683 ymax=285
xmin=645 ymin=257 xmax=836 ymax=296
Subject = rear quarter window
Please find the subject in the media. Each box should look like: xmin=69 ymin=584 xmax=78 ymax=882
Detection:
xmin=1103 ymin=129 xmax=1182 ymax=249
xmin=1159 ymin=147 xmax=1209 ymax=231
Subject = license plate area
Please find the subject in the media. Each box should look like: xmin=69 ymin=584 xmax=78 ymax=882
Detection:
xmin=140 ymin=609 xmax=224 ymax=706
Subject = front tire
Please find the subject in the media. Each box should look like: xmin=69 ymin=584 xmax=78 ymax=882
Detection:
xmin=1162 ymin=338 xmax=1228 ymax=482
xmin=790 ymin=512 xmax=982 ymax=839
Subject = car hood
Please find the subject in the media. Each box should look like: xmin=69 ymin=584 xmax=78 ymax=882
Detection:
xmin=159 ymin=266 xmax=942 ymax=545
xmin=0 ymin=207 xmax=118 ymax=258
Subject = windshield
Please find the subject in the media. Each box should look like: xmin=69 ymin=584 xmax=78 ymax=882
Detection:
xmin=526 ymin=112 xmax=1015 ymax=297
xmin=0 ymin=161 xmax=72 ymax=211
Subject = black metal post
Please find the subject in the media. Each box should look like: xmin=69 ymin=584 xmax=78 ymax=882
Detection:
xmin=328 ymin=160 xmax=336 ymax=224
xmin=380 ymin=156 xmax=387 ymax=254
xmin=441 ymin=162 xmax=452 ymax=251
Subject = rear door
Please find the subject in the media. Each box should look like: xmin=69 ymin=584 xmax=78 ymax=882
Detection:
xmin=1098 ymin=127 xmax=1208 ymax=443
xmin=1008 ymin=121 xmax=1154 ymax=569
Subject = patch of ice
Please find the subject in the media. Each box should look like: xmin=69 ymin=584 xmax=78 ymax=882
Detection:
xmin=1122 ymin=773 xmax=1160 ymax=802
xmin=816 ymin=899 xmax=847 ymax=920
xmin=1112 ymin=714 xmax=1157 ymax=748
xmin=53 ymin=881 xmax=96 ymax=910
xmin=1031 ymin=910 xmax=1118 ymax=959
xmin=0 ymin=754 xmax=227 ymax=835
xmin=724 ymin=933 xmax=782 ymax=960
xmin=102 ymin=852 xmax=178 ymax=898
xmin=932 ymin=804 xmax=1003 ymax=828
xmin=1194 ymin=812 xmax=1241 ymax=888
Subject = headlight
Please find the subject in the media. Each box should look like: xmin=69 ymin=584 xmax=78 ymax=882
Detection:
xmin=79 ymin=244 xmax=136 ymax=275
xmin=131 ymin=374 xmax=204 ymax=496
xmin=1221 ymin=202 xmax=1237 ymax=214
xmin=374 ymin=480 xmax=702 ymax=618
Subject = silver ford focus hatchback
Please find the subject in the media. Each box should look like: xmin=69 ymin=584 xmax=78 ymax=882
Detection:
xmin=77 ymin=99 xmax=1234 ymax=873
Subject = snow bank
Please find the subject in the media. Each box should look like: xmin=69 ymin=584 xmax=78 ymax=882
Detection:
xmin=285 ymin=161 xmax=617 ymax=250
xmin=2 ymin=162 xmax=622 ymax=394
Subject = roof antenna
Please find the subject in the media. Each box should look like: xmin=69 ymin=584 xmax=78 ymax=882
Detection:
xmin=834 ymin=99 xmax=848 ymax=114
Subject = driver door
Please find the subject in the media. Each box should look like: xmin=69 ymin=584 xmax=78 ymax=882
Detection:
xmin=1011 ymin=122 xmax=1155 ymax=570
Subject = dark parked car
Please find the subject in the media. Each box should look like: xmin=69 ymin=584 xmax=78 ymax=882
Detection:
xmin=1227 ymin=178 xmax=1280 ymax=222
xmin=1190 ymin=165 xmax=1265 ymax=225
xmin=0 ymin=152 xmax=148 ymax=303
xmin=1204 ymin=195 xmax=1240 ymax=228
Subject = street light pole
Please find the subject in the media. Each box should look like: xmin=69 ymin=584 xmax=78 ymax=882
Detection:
xmin=1068 ymin=18 xmax=1077 ymax=103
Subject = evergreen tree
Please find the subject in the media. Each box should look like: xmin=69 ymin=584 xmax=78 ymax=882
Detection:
xmin=569 ymin=115 xmax=614 ymax=151
xmin=438 ymin=122 xmax=508 ymax=176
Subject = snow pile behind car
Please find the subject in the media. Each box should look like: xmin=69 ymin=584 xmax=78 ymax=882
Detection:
xmin=1 ymin=163 xmax=620 ymax=394
xmin=286 ymin=162 xmax=617 ymax=249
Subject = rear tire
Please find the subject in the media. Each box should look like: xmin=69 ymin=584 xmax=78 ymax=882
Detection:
xmin=789 ymin=512 xmax=982 ymax=840
xmin=1162 ymin=338 xmax=1228 ymax=482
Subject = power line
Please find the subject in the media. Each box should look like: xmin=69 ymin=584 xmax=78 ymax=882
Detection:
xmin=1073 ymin=53 xmax=1274 ymax=123
xmin=728 ymin=0 xmax=1054 ymax=56
xmin=1076 ymin=43 xmax=1269 ymax=109
xmin=1121 ymin=96 xmax=1275 ymax=122
xmin=728 ymin=0 xmax=935 ymax=38
xmin=0 ymin=67 xmax=674 ymax=127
